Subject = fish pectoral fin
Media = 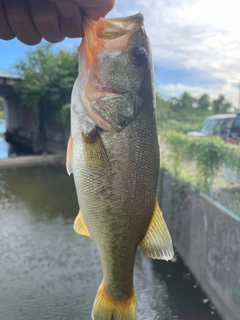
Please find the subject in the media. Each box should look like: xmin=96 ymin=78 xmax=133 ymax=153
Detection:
xmin=92 ymin=280 xmax=136 ymax=320
xmin=83 ymin=131 xmax=110 ymax=170
xmin=66 ymin=135 xmax=73 ymax=175
xmin=139 ymin=201 xmax=174 ymax=261
xmin=74 ymin=210 xmax=90 ymax=237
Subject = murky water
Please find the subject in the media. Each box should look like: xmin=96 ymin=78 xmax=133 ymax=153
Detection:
xmin=0 ymin=166 xmax=222 ymax=320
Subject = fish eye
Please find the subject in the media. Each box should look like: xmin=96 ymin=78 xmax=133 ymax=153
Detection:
xmin=131 ymin=47 xmax=147 ymax=66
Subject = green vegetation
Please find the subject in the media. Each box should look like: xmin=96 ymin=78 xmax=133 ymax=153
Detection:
xmin=156 ymin=92 xmax=234 ymax=133
xmin=162 ymin=130 xmax=240 ymax=192
xmin=156 ymin=91 xmax=238 ymax=185
xmin=60 ymin=103 xmax=70 ymax=128
xmin=157 ymin=92 xmax=240 ymax=216
xmin=14 ymin=44 xmax=78 ymax=128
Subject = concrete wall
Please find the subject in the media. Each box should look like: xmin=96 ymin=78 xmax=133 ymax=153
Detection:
xmin=159 ymin=170 xmax=240 ymax=320
xmin=4 ymin=97 xmax=69 ymax=154
xmin=4 ymin=96 xmax=22 ymax=131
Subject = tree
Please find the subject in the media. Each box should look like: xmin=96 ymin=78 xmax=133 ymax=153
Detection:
xmin=169 ymin=92 xmax=195 ymax=110
xmin=169 ymin=96 xmax=179 ymax=107
xmin=60 ymin=103 xmax=71 ymax=128
xmin=212 ymin=94 xmax=232 ymax=113
xmin=14 ymin=44 xmax=78 ymax=137
xmin=156 ymin=94 xmax=171 ymax=121
xmin=197 ymin=94 xmax=210 ymax=110
xmin=179 ymin=92 xmax=196 ymax=109
xmin=15 ymin=44 xmax=78 ymax=108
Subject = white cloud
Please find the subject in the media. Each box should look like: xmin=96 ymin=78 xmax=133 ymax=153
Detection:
xmin=145 ymin=0 xmax=240 ymax=80
xmin=112 ymin=0 xmax=240 ymax=77
xmin=110 ymin=0 xmax=240 ymax=105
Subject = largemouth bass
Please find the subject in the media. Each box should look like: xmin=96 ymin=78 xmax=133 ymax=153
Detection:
xmin=66 ymin=12 xmax=174 ymax=320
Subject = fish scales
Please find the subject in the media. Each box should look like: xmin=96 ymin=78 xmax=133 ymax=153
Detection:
xmin=67 ymin=12 xmax=174 ymax=320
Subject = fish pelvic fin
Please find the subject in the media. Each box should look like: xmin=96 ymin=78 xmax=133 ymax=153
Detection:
xmin=66 ymin=135 xmax=73 ymax=175
xmin=73 ymin=210 xmax=90 ymax=237
xmin=92 ymin=281 xmax=136 ymax=320
xmin=139 ymin=201 xmax=174 ymax=261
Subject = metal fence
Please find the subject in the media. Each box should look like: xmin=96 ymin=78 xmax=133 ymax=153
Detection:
xmin=161 ymin=142 xmax=240 ymax=220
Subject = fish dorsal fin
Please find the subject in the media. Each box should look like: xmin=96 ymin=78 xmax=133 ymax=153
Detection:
xmin=74 ymin=210 xmax=90 ymax=237
xmin=139 ymin=201 xmax=174 ymax=261
xmin=66 ymin=135 xmax=73 ymax=175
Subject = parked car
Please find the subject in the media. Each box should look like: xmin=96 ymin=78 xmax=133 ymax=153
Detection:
xmin=225 ymin=113 xmax=240 ymax=145
xmin=187 ymin=113 xmax=239 ymax=141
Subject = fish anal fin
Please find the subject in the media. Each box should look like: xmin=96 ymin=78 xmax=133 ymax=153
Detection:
xmin=66 ymin=135 xmax=73 ymax=175
xmin=74 ymin=210 xmax=90 ymax=237
xmin=92 ymin=280 xmax=136 ymax=320
xmin=139 ymin=201 xmax=174 ymax=261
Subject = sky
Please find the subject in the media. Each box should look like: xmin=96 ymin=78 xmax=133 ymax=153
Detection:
xmin=0 ymin=0 xmax=240 ymax=107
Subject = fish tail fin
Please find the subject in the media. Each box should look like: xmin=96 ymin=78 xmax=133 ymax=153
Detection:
xmin=92 ymin=281 xmax=136 ymax=320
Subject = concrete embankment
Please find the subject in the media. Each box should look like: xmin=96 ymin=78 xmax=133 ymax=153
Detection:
xmin=0 ymin=154 xmax=65 ymax=169
xmin=159 ymin=169 xmax=240 ymax=320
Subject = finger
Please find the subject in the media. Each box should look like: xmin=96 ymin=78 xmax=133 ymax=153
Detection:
xmin=80 ymin=0 xmax=115 ymax=21
xmin=54 ymin=0 xmax=83 ymax=38
xmin=0 ymin=0 xmax=15 ymax=40
xmin=76 ymin=0 xmax=115 ymax=9
xmin=29 ymin=0 xmax=65 ymax=43
xmin=2 ymin=0 xmax=41 ymax=44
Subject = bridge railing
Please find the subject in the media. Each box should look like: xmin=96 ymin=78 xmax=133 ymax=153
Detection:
xmin=0 ymin=69 xmax=23 ymax=79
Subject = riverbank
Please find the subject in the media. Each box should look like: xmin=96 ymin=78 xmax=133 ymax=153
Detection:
xmin=0 ymin=153 xmax=65 ymax=169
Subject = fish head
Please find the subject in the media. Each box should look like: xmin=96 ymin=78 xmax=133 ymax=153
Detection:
xmin=78 ymin=13 xmax=153 ymax=132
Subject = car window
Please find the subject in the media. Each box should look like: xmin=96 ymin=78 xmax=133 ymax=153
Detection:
xmin=215 ymin=120 xmax=223 ymax=133
xmin=200 ymin=119 xmax=221 ymax=134
xmin=222 ymin=118 xmax=234 ymax=129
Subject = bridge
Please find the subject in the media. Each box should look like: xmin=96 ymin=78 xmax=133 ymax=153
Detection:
xmin=0 ymin=70 xmax=67 ymax=154
xmin=0 ymin=69 xmax=28 ymax=149
xmin=0 ymin=69 xmax=22 ymax=97
xmin=0 ymin=69 xmax=35 ymax=151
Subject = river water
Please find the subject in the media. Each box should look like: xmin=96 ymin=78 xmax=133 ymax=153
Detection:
xmin=0 ymin=165 xmax=222 ymax=320
xmin=0 ymin=119 xmax=10 ymax=158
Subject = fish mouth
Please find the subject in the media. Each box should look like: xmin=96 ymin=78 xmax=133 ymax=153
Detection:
xmin=78 ymin=13 xmax=145 ymax=132
xmin=80 ymin=13 xmax=144 ymax=70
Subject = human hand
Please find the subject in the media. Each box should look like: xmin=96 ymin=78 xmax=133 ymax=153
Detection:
xmin=0 ymin=0 xmax=115 ymax=45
